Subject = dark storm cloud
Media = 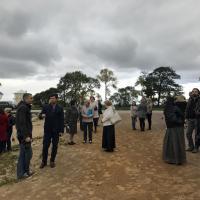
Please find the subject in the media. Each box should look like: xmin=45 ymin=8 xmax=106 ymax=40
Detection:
xmin=0 ymin=0 xmax=200 ymax=82
xmin=0 ymin=37 xmax=60 ymax=65
xmin=0 ymin=59 xmax=37 ymax=78
xmin=81 ymin=36 xmax=138 ymax=68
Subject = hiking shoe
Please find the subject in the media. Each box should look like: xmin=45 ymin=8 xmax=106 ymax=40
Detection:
xmin=27 ymin=170 xmax=35 ymax=176
xmin=50 ymin=162 xmax=56 ymax=168
xmin=40 ymin=162 xmax=47 ymax=169
xmin=192 ymin=148 xmax=198 ymax=153
xmin=89 ymin=140 xmax=92 ymax=144
xmin=186 ymin=147 xmax=194 ymax=152
xmin=68 ymin=141 xmax=75 ymax=145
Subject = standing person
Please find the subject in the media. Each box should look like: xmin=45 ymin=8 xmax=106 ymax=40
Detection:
xmin=163 ymin=96 xmax=186 ymax=165
xmin=102 ymin=100 xmax=116 ymax=152
xmin=185 ymin=88 xmax=200 ymax=153
xmin=90 ymin=96 xmax=99 ymax=133
xmin=82 ymin=100 xmax=94 ymax=144
xmin=78 ymin=97 xmax=84 ymax=131
xmin=0 ymin=108 xmax=8 ymax=154
xmin=194 ymin=95 xmax=200 ymax=152
xmin=130 ymin=101 xmax=137 ymax=130
xmin=137 ymin=98 xmax=147 ymax=131
xmin=98 ymin=99 xmax=103 ymax=117
xmin=40 ymin=94 xmax=64 ymax=169
xmin=5 ymin=108 xmax=15 ymax=151
xmin=65 ymin=100 xmax=79 ymax=145
xmin=146 ymin=98 xmax=153 ymax=130
xmin=16 ymin=93 xmax=33 ymax=179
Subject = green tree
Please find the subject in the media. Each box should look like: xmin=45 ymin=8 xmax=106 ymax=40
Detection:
xmin=110 ymin=86 xmax=139 ymax=106
xmin=135 ymin=71 xmax=155 ymax=98
xmin=97 ymin=68 xmax=117 ymax=100
xmin=136 ymin=67 xmax=183 ymax=106
xmin=57 ymin=71 xmax=100 ymax=104
xmin=33 ymin=87 xmax=60 ymax=106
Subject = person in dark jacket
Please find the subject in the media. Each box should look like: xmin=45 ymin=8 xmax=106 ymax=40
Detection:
xmin=0 ymin=108 xmax=8 ymax=154
xmin=194 ymin=95 xmax=200 ymax=152
xmin=40 ymin=94 xmax=64 ymax=169
xmin=185 ymin=88 xmax=200 ymax=153
xmin=5 ymin=108 xmax=15 ymax=151
xmin=65 ymin=100 xmax=79 ymax=145
xmin=137 ymin=97 xmax=147 ymax=131
xmin=163 ymin=96 xmax=186 ymax=165
xmin=16 ymin=93 xmax=33 ymax=179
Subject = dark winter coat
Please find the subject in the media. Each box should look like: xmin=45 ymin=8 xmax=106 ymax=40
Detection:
xmin=164 ymin=103 xmax=184 ymax=128
xmin=185 ymin=97 xmax=199 ymax=119
xmin=195 ymin=97 xmax=200 ymax=119
xmin=40 ymin=104 xmax=64 ymax=134
xmin=65 ymin=105 xmax=79 ymax=134
xmin=16 ymin=101 xmax=33 ymax=142
xmin=137 ymin=103 xmax=147 ymax=119
xmin=7 ymin=114 xmax=15 ymax=135
xmin=0 ymin=113 xmax=8 ymax=141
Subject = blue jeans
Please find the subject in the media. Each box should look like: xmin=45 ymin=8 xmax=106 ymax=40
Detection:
xmin=131 ymin=116 xmax=137 ymax=129
xmin=17 ymin=143 xmax=33 ymax=179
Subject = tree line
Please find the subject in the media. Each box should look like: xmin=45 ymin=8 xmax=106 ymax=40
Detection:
xmin=33 ymin=67 xmax=183 ymax=107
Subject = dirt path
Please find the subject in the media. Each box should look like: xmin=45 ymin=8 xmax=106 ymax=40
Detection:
xmin=0 ymin=112 xmax=200 ymax=200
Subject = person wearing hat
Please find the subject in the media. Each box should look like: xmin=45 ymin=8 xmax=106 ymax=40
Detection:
xmin=4 ymin=108 xmax=15 ymax=151
xmin=39 ymin=94 xmax=64 ymax=169
xmin=163 ymin=96 xmax=186 ymax=165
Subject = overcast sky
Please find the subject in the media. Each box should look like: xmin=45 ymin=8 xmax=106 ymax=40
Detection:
xmin=0 ymin=0 xmax=200 ymax=100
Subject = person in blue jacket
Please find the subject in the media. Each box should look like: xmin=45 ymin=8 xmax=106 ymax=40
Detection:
xmin=39 ymin=94 xmax=64 ymax=169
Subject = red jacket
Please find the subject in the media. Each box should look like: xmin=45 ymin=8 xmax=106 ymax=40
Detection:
xmin=0 ymin=113 xmax=8 ymax=141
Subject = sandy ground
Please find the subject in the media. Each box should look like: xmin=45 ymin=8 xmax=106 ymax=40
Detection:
xmin=0 ymin=111 xmax=200 ymax=200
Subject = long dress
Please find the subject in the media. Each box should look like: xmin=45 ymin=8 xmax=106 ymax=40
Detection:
xmin=102 ymin=106 xmax=116 ymax=151
xmin=163 ymin=101 xmax=186 ymax=165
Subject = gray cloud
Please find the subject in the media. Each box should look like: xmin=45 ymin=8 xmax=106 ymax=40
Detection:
xmin=0 ymin=59 xmax=37 ymax=78
xmin=0 ymin=0 xmax=200 ymax=84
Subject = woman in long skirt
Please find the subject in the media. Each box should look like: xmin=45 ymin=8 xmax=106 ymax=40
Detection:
xmin=102 ymin=100 xmax=116 ymax=152
xmin=163 ymin=96 xmax=186 ymax=165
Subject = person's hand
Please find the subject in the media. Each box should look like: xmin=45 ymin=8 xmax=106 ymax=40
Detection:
xmin=25 ymin=137 xmax=31 ymax=143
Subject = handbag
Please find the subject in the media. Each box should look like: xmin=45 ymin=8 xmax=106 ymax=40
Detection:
xmin=110 ymin=109 xmax=122 ymax=125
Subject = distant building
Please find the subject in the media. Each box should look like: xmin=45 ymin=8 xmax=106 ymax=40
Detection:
xmin=14 ymin=90 xmax=27 ymax=104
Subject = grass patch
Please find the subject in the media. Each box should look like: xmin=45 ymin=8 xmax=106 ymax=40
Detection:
xmin=0 ymin=151 xmax=18 ymax=187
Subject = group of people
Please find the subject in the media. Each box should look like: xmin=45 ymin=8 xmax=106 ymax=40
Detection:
xmin=130 ymin=97 xmax=153 ymax=131
xmin=14 ymin=93 xmax=116 ymax=180
xmin=163 ymin=88 xmax=200 ymax=165
xmin=2 ymin=87 xmax=200 ymax=180
xmin=0 ymin=108 xmax=15 ymax=154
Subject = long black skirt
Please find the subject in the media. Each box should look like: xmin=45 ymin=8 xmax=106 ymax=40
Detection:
xmin=102 ymin=125 xmax=116 ymax=150
xmin=163 ymin=127 xmax=186 ymax=165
